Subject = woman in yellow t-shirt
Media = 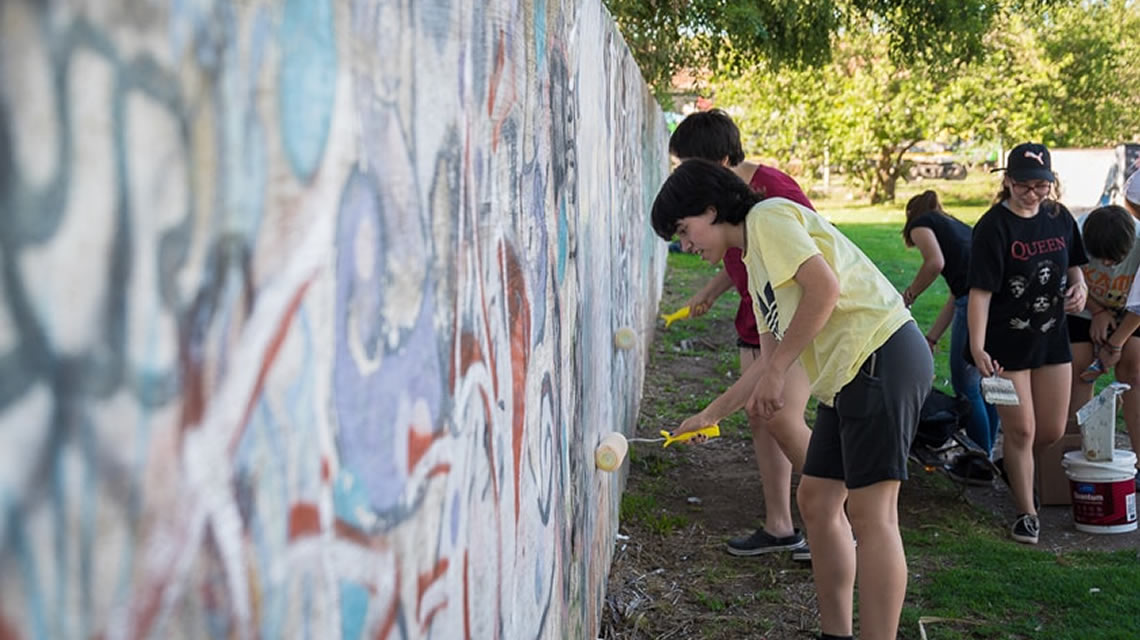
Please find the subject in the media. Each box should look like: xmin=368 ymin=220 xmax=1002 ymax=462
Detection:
xmin=654 ymin=159 xmax=932 ymax=640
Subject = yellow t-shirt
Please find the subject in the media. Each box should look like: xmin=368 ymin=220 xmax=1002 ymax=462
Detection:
xmin=742 ymin=198 xmax=912 ymax=404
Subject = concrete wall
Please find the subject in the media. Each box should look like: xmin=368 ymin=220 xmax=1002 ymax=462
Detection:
xmin=0 ymin=1 xmax=667 ymax=638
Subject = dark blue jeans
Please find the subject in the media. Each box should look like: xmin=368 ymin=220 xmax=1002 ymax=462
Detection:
xmin=951 ymin=296 xmax=1000 ymax=455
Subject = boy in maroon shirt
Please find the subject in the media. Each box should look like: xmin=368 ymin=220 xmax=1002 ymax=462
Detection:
xmin=670 ymin=110 xmax=815 ymax=558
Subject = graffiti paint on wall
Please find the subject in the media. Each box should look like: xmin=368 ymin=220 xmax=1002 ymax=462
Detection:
xmin=0 ymin=0 xmax=667 ymax=638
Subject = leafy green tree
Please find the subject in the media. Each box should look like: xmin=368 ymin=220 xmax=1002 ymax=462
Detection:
xmin=708 ymin=1 xmax=1139 ymax=203
xmin=821 ymin=30 xmax=953 ymax=203
xmin=939 ymin=1 xmax=1140 ymax=155
xmin=715 ymin=24 xmax=957 ymax=203
xmin=713 ymin=63 xmax=829 ymax=179
xmin=604 ymin=0 xmax=838 ymax=101
xmin=937 ymin=13 xmax=1059 ymax=151
xmin=1036 ymin=0 xmax=1140 ymax=146
xmin=603 ymin=0 xmax=1067 ymax=103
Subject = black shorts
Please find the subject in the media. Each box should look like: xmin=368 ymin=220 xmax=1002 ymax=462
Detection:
xmin=1067 ymin=313 xmax=1140 ymax=344
xmin=737 ymin=338 xmax=761 ymax=350
xmin=802 ymin=322 xmax=933 ymax=489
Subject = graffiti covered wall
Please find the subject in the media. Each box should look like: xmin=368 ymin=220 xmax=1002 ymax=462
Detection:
xmin=0 ymin=0 xmax=667 ymax=638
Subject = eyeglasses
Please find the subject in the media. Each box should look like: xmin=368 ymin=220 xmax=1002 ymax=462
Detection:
xmin=1010 ymin=181 xmax=1051 ymax=197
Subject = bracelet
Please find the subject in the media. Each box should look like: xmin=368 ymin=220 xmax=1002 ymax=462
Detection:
xmin=1105 ymin=343 xmax=1123 ymax=353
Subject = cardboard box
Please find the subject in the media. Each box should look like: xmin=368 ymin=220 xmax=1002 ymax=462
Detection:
xmin=1035 ymin=433 xmax=1083 ymax=506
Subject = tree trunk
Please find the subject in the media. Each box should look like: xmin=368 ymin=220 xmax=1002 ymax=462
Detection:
xmin=881 ymin=173 xmax=899 ymax=203
xmin=870 ymin=143 xmax=911 ymax=204
xmin=870 ymin=149 xmax=895 ymax=204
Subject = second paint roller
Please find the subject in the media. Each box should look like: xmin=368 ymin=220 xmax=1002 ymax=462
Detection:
xmin=595 ymin=425 xmax=721 ymax=471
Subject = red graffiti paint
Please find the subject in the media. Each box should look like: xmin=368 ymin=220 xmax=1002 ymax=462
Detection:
xmin=0 ymin=613 xmax=20 ymax=640
xmin=231 ymin=277 xmax=314 ymax=453
xmin=480 ymin=282 xmax=500 ymax=399
xmin=416 ymin=558 xmax=449 ymax=619
xmin=480 ymin=388 xmax=498 ymax=497
xmin=287 ymin=503 xmax=321 ymax=540
xmin=374 ymin=566 xmax=401 ymax=640
xmin=458 ymin=331 xmax=484 ymax=377
xmin=501 ymin=242 xmax=530 ymax=525
xmin=462 ymin=551 xmax=471 ymax=640
xmin=487 ymin=31 xmax=504 ymax=118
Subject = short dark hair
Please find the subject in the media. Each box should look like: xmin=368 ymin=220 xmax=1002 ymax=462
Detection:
xmin=1083 ymin=205 xmax=1135 ymax=263
xmin=651 ymin=159 xmax=760 ymax=240
xmin=668 ymin=109 xmax=746 ymax=166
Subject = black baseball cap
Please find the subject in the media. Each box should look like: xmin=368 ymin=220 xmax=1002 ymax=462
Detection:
xmin=992 ymin=143 xmax=1055 ymax=182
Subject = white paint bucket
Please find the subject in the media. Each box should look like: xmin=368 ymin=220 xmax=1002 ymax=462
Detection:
xmin=1062 ymin=450 xmax=1138 ymax=534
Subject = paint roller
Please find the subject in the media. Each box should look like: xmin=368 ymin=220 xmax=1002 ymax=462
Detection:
xmin=595 ymin=433 xmax=630 ymax=471
xmin=594 ymin=425 xmax=721 ymax=472
xmin=613 ymin=327 xmax=638 ymax=350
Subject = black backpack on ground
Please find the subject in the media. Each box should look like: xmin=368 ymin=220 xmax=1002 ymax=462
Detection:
xmin=912 ymin=388 xmax=967 ymax=452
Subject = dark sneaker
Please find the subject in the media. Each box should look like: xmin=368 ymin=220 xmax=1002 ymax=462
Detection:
xmin=1011 ymin=513 xmax=1040 ymax=544
xmin=945 ymin=453 xmax=995 ymax=486
xmin=725 ymin=528 xmax=807 ymax=556
xmin=792 ymin=543 xmax=812 ymax=563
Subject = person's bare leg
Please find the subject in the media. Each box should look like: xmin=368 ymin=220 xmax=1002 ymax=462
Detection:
xmin=1068 ymin=342 xmax=1095 ymax=428
xmin=743 ymin=346 xmax=816 ymax=531
xmin=1112 ymin=339 xmax=1140 ymax=478
xmin=846 ymin=480 xmax=905 ymax=640
xmin=741 ymin=347 xmax=797 ymax=536
xmin=998 ymin=370 xmax=1037 ymax=515
xmin=746 ymin=358 xmax=812 ymax=473
xmin=797 ymin=476 xmax=854 ymax=637
xmin=1031 ymin=363 xmax=1071 ymax=453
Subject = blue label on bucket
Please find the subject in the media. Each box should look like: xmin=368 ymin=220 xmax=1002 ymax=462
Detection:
xmin=1075 ymin=483 xmax=1096 ymax=494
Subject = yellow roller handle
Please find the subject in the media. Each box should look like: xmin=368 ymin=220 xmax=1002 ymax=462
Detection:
xmin=660 ymin=424 xmax=720 ymax=447
xmin=661 ymin=306 xmax=691 ymax=328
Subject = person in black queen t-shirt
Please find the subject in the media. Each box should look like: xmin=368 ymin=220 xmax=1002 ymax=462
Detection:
xmin=967 ymin=143 xmax=1088 ymax=546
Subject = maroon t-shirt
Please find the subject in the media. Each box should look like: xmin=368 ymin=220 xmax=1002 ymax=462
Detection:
xmin=725 ymin=165 xmax=815 ymax=346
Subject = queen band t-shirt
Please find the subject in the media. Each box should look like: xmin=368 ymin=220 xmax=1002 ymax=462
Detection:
xmin=968 ymin=201 xmax=1087 ymax=370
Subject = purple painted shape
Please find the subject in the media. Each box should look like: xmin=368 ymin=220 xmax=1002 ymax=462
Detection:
xmin=331 ymin=170 xmax=443 ymax=517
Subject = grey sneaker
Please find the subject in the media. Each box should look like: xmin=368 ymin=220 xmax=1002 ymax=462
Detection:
xmin=1011 ymin=513 xmax=1040 ymax=545
xmin=725 ymin=528 xmax=807 ymax=556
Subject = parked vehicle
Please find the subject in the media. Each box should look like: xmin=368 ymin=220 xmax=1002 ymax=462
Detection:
xmin=903 ymin=142 xmax=967 ymax=181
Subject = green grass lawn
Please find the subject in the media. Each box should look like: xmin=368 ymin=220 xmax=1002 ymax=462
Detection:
xmin=640 ymin=175 xmax=1140 ymax=639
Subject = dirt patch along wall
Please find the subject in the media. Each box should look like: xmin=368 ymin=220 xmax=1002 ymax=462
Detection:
xmin=0 ymin=0 xmax=667 ymax=638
